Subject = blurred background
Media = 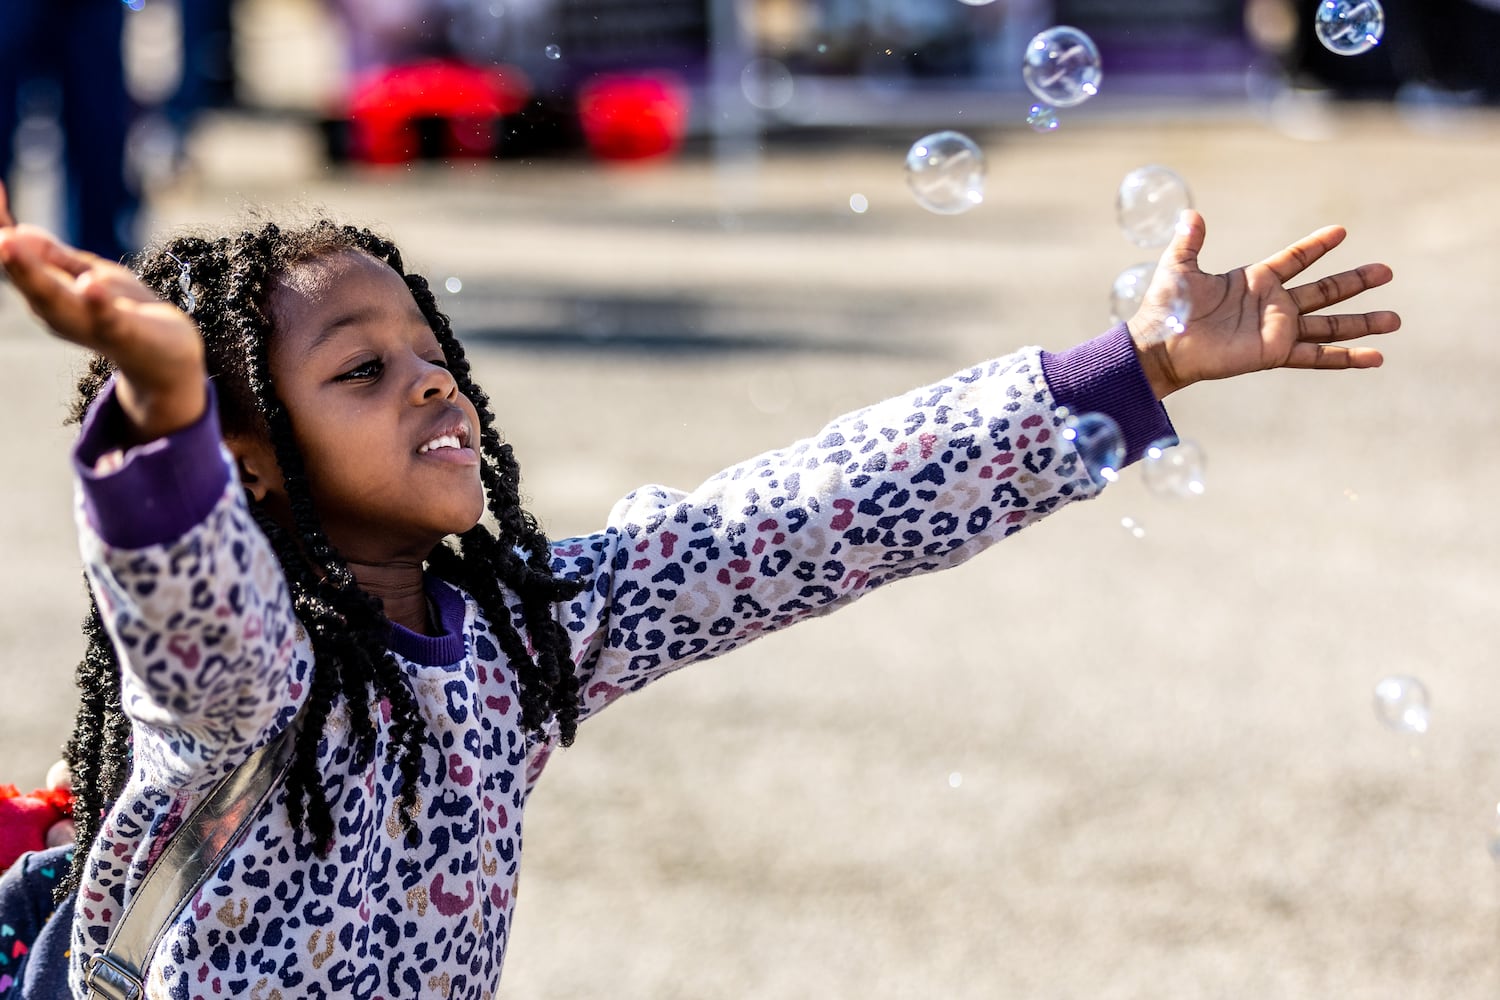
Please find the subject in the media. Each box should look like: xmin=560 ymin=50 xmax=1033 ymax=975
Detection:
xmin=3 ymin=1 xmax=1500 ymax=998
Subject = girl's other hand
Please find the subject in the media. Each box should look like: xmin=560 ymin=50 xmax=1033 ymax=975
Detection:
xmin=0 ymin=222 xmax=206 ymax=441
xmin=1129 ymin=210 xmax=1401 ymax=399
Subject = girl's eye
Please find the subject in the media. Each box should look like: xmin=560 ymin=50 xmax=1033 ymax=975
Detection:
xmin=334 ymin=359 xmax=383 ymax=382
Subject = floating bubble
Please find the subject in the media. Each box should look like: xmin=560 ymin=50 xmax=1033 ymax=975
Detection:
xmin=1026 ymin=104 xmax=1059 ymax=133
xmin=741 ymin=58 xmax=795 ymax=110
xmin=905 ymin=131 xmax=985 ymax=215
xmin=544 ymin=43 xmax=562 ymax=60
xmin=1117 ymin=165 xmax=1193 ymax=248
xmin=1314 ymin=0 xmax=1385 ymax=57
xmin=1120 ymin=516 xmax=1146 ymax=539
xmin=123 ymin=0 xmax=145 ymax=9
xmin=1061 ymin=410 xmax=1124 ymax=486
xmin=1109 ymin=262 xmax=1155 ymax=324
xmin=1022 ymin=26 xmax=1102 ymax=109
xmin=1489 ymin=804 xmax=1500 ymax=863
xmin=1373 ymin=675 xmax=1430 ymax=735
xmin=849 ymin=193 xmax=869 ymax=214
xmin=948 ymin=771 xmax=963 ymax=788
xmin=1161 ymin=271 xmax=1192 ymax=335
xmin=445 ymin=276 xmax=463 ymax=294
xmin=1142 ymin=439 xmax=1206 ymax=498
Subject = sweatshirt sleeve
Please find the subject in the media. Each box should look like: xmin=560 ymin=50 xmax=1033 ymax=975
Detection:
xmin=73 ymin=379 xmax=304 ymax=787
xmin=547 ymin=340 xmax=1172 ymax=727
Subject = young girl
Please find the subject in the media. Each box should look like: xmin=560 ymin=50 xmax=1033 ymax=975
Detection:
xmin=0 ymin=179 xmax=1398 ymax=999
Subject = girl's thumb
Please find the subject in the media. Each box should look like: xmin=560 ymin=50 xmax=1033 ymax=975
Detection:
xmin=1161 ymin=209 xmax=1205 ymax=273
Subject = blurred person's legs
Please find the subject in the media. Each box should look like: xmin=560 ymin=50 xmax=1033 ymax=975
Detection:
xmin=0 ymin=0 xmax=137 ymax=261
xmin=60 ymin=0 xmax=138 ymax=261
xmin=166 ymin=0 xmax=238 ymax=135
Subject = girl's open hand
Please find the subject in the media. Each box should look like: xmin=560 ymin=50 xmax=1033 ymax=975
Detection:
xmin=1129 ymin=210 xmax=1400 ymax=399
xmin=0 ymin=183 xmax=205 ymax=440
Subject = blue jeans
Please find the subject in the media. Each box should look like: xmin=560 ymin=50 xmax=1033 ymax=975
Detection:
xmin=0 ymin=0 xmax=138 ymax=262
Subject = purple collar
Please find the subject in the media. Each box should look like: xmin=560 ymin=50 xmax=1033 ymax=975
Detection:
xmin=388 ymin=576 xmax=467 ymax=666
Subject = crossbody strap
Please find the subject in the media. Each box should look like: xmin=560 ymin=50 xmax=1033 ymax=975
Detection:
xmin=82 ymin=711 xmax=304 ymax=1000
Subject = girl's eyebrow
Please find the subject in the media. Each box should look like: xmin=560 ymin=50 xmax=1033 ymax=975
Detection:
xmin=308 ymin=305 xmax=385 ymax=351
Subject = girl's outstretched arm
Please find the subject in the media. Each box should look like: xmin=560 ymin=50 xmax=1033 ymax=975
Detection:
xmin=0 ymin=184 xmax=205 ymax=442
xmin=1130 ymin=210 xmax=1400 ymax=399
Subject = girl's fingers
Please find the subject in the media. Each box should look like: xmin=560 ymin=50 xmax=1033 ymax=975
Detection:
xmin=0 ymin=179 xmax=12 ymax=228
xmin=1260 ymin=225 xmax=1347 ymax=284
xmin=0 ymin=229 xmax=148 ymax=346
xmin=1288 ymin=262 xmax=1394 ymax=314
xmin=1298 ymin=309 xmax=1402 ymax=344
xmin=1284 ymin=342 xmax=1384 ymax=370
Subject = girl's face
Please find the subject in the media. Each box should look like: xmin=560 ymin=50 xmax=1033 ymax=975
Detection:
xmin=256 ymin=249 xmax=486 ymax=562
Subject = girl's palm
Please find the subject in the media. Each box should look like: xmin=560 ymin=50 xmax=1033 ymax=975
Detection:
xmin=1130 ymin=212 xmax=1399 ymax=397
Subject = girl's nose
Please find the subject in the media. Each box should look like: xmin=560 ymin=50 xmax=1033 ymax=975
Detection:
xmin=413 ymin=357 xmax=458 ymax=402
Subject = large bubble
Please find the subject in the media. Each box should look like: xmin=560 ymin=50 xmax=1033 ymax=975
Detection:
xmin=1022 ymin=26 xmax=1102 ymax=109
xmin=905 ymin=131 xmax=985 ymax=215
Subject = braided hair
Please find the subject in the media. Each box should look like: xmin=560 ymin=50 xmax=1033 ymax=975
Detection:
xmin=58 ymin=219 xmax=584 ymax=898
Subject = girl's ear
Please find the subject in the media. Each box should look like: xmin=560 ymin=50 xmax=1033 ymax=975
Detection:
xmin=224 ymin=433 xmax=283 ymax=504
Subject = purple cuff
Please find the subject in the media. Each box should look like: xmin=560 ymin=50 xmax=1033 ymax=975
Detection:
xmin=1040 ymin=324 xmax=1177 ymax=466
xmin=74 ymin=378 xmax=231 ymax=549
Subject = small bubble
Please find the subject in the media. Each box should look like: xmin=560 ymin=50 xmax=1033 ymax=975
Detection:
xmin=544 ymin=43 xmax=561 ymax=60
xmin=445 ymin=276 xmax=463 ymax=294
xmin=488 ymin=2 xmax=503 ymax=15
xmin=1120 ymin=516 xmax=1146 ymax=539
xmin=1061 ymin=411 xmax=1124 ymax=486
xmin=1373 ymin=675 xmax=1430 ymax=735
xmin=1117 ymin=165 xmax=1194 ymax=249
xmin=1314 ymin=0 xmax=1385 ymax=56
xmin=1023 ymin=26 xmax=1102 ymax=108
xmin=816 ymin=43 xmax=828 ymax=54
xmin=905 ymin=131 xmax=985 ymax=215
xmin=1109 ymin=262 xmax=1155 ymax=325
xmin=123 ymin=0 xmax=145 ymax=10
xmin=1142 ymin=438 xmax=1206 ymax=498
xmin=1026 ymin=104 xmax=1059 ymax=133
xmin=1488 ymin=804 xmax=1500 ymax=863
xmin=740 ymin=58 xmax=794 ymax=110
xmin=948 ymin=771 xmax=963 ymax=788
xmin=1344 ymin=488 xmax=1360 ymax=501
xmin=848 ymin=193 xmax=869 ymax=214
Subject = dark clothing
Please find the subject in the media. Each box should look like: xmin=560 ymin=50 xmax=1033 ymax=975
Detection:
xmin=0 ymin=0 xmax=138 ymax=262
xmin=0 ymin=846 xmax=75 ymax=999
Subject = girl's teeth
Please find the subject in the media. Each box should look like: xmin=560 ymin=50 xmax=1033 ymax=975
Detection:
xmin=420 ymin=435 xmax=461 ymax=454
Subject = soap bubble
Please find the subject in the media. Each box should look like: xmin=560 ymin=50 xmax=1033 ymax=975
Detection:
xmin=741 ymin=58 xmax=795 ymax=110
xmin=948 ymin=771 xmax=963 ymax=788
xmin=1373 ymin=675 xmax=1430 ymax=734
xmin=1117 ymin=165 xmax=1193 ymax=248
xmin=1314 ymin=0 xmax=1385 ymax=57
xmin=1109 ymin=262 xmax=1155 ymax=324
xmin=123 ymin=0 xmax=145 ymax=9
xmin=1061 ymin=410 xmax=1124 ymax=486
xmin=1022 ymin=26 xmax=1102 ymax=108
xmin=1142 ymin=439 xmax=1206 ymax=498
xmin=544 ymin=43 xmax=562 ymax=60
xmin=905 ymin=131 xmax=985 ymax=215
xmin=1489 ymin=804 xmax=1500 ymax=863
xmin=1120 ymin=516 xmax=1146 ymax=539
xmin=444 ymin=276 xmax=463 ymax=294
xmin=1026 ymin=104 xmax=1059 ymax=133
xmin=1161 ymin=270 xmax=1192 ymax=335
xmin=849 ymin=193 xmax=869 ymax=214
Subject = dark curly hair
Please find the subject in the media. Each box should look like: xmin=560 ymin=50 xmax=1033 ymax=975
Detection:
xmin=58 ymin=218 xmax=584 ymax=898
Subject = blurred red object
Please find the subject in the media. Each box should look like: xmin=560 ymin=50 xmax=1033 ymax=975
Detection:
xmin=345 ymin=60 xmax=531 ymax=164
xmin=0 ymin=784 xmax=73 ymax=872
xmin=577 ymin=74 xmax=689 ymax=163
